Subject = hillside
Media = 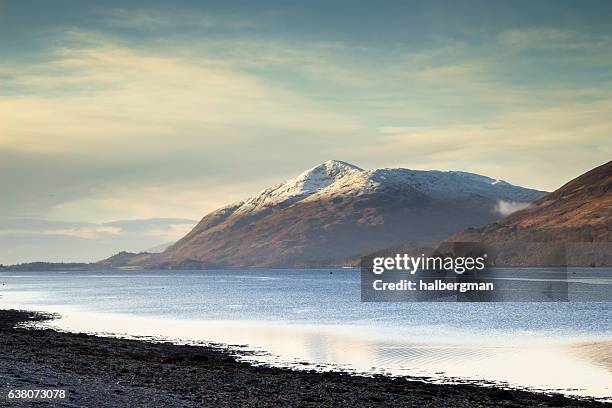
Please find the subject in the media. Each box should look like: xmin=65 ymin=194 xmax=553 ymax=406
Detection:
xmin=454 ymin=160 xmax=611 ymax=242
xmin=450 ymin=160 xmax=612 ymax=266
xmin=151 ymin=160 xmax=545 ymax=268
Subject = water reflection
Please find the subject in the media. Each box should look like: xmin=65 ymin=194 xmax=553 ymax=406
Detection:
xmin=35 ymin=309 xmax=612 ymax=400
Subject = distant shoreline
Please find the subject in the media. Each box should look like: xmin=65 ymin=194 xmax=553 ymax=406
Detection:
xmin=0 ymin=309 xmax=608 ymax=407
xmin=2 ymin=263 xmax=611 ymax=272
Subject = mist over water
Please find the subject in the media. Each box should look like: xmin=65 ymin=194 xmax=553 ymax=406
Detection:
xmin=1 ymin=269 xmax=611 ymax=399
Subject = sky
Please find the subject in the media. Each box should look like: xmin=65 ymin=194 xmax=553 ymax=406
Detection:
xmin=1 ymin=0 xmax=611 ymax=263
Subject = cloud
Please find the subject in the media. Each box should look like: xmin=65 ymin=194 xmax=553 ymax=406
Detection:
xmin=0 ymin=34 xmax=367 ymax=220
xmin=1 ymin=21 xmax=611 ymax=228
xmin=500 ymin=29 xmax=573 ymax=49
xmin=0 ymin=226 xmax=122 ymax=239
xmin=498 ymin=28 xmax=612 ymax=56
xmin=361 ymin=96 xmax=612 ymax=190
xmin=0 ymin=218 xmax=195 ymax=239
xmin=102 ymin=8 xmax=257 ymax=31
xmin=0 ymin=218 xmax=196 ymax=264
xmin=1 ymin=37 xmax=359 ymax=152
xmin=494 ymin=200 xmax=532 ymax=217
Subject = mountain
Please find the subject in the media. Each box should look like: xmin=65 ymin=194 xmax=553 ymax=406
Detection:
xmin=145 ymin=242 xmax=174 ymax=253
xmin=146 ymin=160 xmax=545 ymax=268
xmin=97 ymin=251 xmax=156 ymax=269
xmin=449 ymin=160 xmax=611 ymax=265
xmin=453 ymin=160 xmax=611 ymax=242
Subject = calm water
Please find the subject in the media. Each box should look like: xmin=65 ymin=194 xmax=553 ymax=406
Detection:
xmin=0 ymin=268 xmax=611 ymax=399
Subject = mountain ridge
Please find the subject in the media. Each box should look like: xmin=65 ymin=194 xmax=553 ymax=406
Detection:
xmin=151 ymin=160 xmax=546 ymax=268
xmin=445 ymin=160 xmax=611 ymax=266
xmin=452 ymin=160 xmax=611 ymax=243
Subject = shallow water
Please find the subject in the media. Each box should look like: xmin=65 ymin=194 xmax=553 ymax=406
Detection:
xmin=0 ymin=268 xmax=610 ymax=399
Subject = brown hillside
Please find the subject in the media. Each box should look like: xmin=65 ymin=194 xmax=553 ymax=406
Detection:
xmin=454 ymin=160 xmax=611 ymax=243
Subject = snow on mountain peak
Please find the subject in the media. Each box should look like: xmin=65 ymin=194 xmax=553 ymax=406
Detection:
xmin=320 ymin=159 xmax=364 ymax=174
xmin=297 ymin=160 xmax=363 ymax=185
xmin=228 ymin=161 xmax=545 ymax=216
xmin=234 ymin=160 xmax=363 ymax=215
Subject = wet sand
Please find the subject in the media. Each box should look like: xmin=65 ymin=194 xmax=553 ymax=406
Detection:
xmin=0 ymin=309 xmax=607 ymax=407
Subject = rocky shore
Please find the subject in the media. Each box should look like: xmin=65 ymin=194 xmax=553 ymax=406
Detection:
xmin=0 ymin=309 xmax=606 ymax=407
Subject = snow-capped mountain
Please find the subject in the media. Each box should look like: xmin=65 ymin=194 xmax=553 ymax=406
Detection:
xmin=152 ymin=160 xmax=547 ymax=268
xmin=219 ymin=160 xmax=540 ymax=216
xmin=232 ymin=160 xmax=364 ymax=216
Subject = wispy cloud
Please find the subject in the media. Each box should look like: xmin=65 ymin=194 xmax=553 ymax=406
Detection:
xmin=0 ymin=226 xmax=122 ymax=239
xmin=1 ymin=8 xmax=611 ymax=228
xmin=0 ymin=218 xmax=196 ymax=264
xmin=360 ymin=96 xmax=612 ymax=189
xmin=102 ymin=8 xmax=257 ymax=31
xmin=0 ymin=37 xmax=358 ymax=155
xmin=494 ymin=200 xmax=532 ymax=217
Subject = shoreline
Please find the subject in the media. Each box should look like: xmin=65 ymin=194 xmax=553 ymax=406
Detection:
xmin=0 ymin=309 xmax=608 ymax=407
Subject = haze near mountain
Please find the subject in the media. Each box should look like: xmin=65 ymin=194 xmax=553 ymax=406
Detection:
xmin=452 ymin=161 xmax=611 ymax=242
xmin=447 ymin=160 xmax=611 ymax=266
